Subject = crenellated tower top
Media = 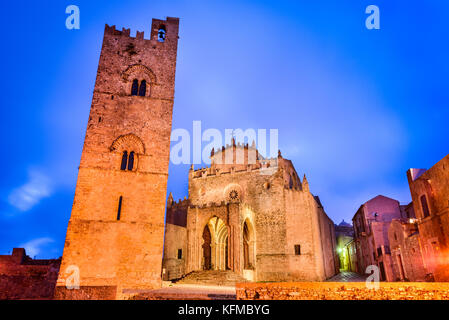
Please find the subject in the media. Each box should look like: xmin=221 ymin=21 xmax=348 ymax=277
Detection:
xmin=104 ymin=17 xmax=179 ymax=42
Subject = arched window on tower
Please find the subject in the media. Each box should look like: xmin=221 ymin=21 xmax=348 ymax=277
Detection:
xmin=420 ymin=195 xmax=430 ymax=218
xmin=131 ymin=79 xmax=139 ymax=96
xmin=128 ymin=151 xmax=135 ymax=171
xmin=158 ymin=25 xmax=166 ymax=42
xmin=121 ymin=151 xmax=128 ymax=170
xmin=138 ymin=80 xmax=146 ymax=97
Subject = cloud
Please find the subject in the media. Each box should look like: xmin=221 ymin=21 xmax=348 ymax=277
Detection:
xmin=19 ymin=237 xmax=54 ymax=258
xmin=8 ymin=170 xmax=52 ymax=212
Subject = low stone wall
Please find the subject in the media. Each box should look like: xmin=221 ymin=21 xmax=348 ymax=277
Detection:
xmin=236 ymin=282 xmax=449 ymax=300
xmin=0 ymin=249 xmax=61 ymax=300
xmin=54 ymin=286 xmax=117 ymax=300
xmin=0 ymin=275 xmax=58 ymax=300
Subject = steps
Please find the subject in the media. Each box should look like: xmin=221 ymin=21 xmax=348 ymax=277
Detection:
xmin=124 ymin=271 xmax=247 ymax=300
xmin=174 ymin=270 xmax=249 ymax=286
xmin=126 ymin=287 xmax=236 ymax=300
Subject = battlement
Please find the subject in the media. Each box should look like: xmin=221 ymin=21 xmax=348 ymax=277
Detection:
xmin=105 ymin=24 xmax=134 ymax=37
xmin=190 ymin=159 xmax=279 ymax=179
xmin=218 ymin=142 xmax=257 ymax=151
xmin=104 ymin=24 xmax=150 ymax=41
xmin=190 ymin=139 xmax=283 ymax=178
xmin=104 ymin=17 xmax=179 ymax=42
xmin=166 ymin=194 xmax=189 ymax=227
xmin=167 ymin=197 xmax=190 ymax=208
xmin=211 ymin=139 xmax=260 ymax=157
xmin=189 ymin=200 xmax=240 ymax=209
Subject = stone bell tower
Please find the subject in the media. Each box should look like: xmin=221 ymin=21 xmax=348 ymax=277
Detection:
xmin=55 ymin=17 xmax=180 ymax=299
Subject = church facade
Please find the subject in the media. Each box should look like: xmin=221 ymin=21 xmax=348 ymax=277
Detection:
xmin=163 ymin=142 xmax=338 ymax=282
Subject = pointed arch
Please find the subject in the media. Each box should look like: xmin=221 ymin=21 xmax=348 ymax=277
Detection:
xmin=420 ymin=194 xmax=430 ymax=218
xmin=203 ymin=216 xmax=229 ymax=271
xmin=242 ymin=218 xmax=255 ymax=270
xmin=202 ymin=225 xmax=212 ymax=270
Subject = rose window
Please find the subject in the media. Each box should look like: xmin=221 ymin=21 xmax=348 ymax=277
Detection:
xmin=229 ymin=190 xmax=239 ymax=200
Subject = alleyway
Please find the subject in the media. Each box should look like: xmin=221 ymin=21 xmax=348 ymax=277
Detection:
xmin=327 ymin=271 xmax=367 ymax=282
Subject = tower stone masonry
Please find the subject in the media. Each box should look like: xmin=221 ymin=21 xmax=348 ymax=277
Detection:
xmin=55 ymin=17 xmax=180 ymax=300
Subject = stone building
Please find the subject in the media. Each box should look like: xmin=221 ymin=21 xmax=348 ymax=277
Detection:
xmin=0 ymin=248 xmax=61 ymax=300
xmin=163 ymin=142 xmax=338 ymax=282
xmin=387 ymin=202 xmax=428 ymax=282
xmin=407 ymin=153 xmax=449 ymax=281
xmin=335 ymin=220 xmax=357 ymax=272
xmin=352 ymin=195 xmax=410 ymax=281
xmin=163 ymin=195 xmax=189 ymax=280
xmin=388 ymin=217 xmax=427 ymax=282
xmin=55 ymin=18 xmax=180 ymax=299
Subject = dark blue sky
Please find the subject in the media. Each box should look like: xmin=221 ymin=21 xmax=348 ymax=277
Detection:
xmin=1 ymin=0 xmax=448 ymax=258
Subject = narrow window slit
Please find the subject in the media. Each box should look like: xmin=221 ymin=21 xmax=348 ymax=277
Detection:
xmin=117 ymin=196 xmax=123 ymax=221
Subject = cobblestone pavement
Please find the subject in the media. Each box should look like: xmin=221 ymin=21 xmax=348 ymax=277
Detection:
xmin=126 ymin=277 xmax=449 ymax=300
xmin=326 ymin=271 xmax=367 ymax=282
xmin=237 ymin=281 xmax=449 ymax=300
xmin=125 ymin=283 xmax=237 ymax=300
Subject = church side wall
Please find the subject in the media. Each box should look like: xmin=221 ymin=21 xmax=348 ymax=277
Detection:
xmin=284 ymin=189 xmax=322 ymax=280
xmin=183 ymin=158 xmax=335 ymax=282
xmin=317 ymin=208 xmax=338 ymax=279
xmin=162 ymin=223 xmax=187 ymax=280
xmin=251 ymin=173 xmax=289 ymax=282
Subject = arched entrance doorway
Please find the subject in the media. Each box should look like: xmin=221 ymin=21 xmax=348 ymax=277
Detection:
xmin=243 ymin=219 xmax=255 ymax=270
xmin=243 ymin=223 xmax=250 ymax=269
xmin=202 ymin=217 xmax=229 ymax=270
xmin=202 ymin=225 xmax=212 ymax=270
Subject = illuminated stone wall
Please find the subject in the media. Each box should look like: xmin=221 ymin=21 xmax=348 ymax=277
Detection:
xmin=352 ymin=195 xmax=405 ymax=281
xmin=163 ymin=146 xmax=338 ymax=282
xmin=236 ymin=282 xmax=449 ymax=300
xmin=407 ymin=153 xmax=449 ymax=281
xmin=0 ymin=248 xmax=61 ymax=300
xmin=388 ymin=219 xmax=427 ymax=281
xmin=55 ymin=18 xmax=180 ymax=300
